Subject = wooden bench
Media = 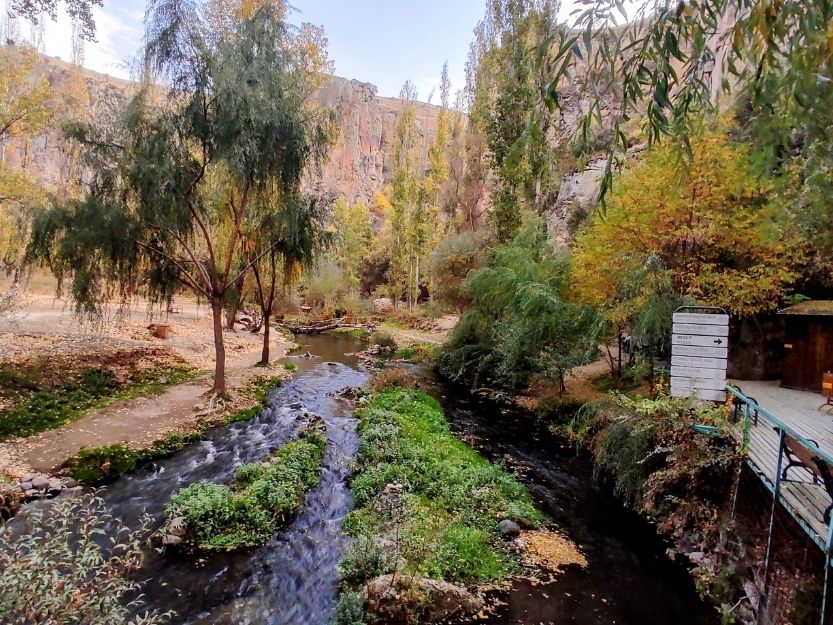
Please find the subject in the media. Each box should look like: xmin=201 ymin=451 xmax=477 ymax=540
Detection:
xmin=775 ymin=427 xmax=833 ymax=524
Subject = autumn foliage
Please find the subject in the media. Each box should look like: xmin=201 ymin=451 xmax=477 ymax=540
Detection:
xmin=571 ymin=128 xmax=803 ymax=320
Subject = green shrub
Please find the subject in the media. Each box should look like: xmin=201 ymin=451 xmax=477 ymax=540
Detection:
xmin=369 ymin=331 xmax=397 ymax=350
xmin=0 ymin=494 xmax=169 ymax=625
xmin=331 ymin=590 xmax=366 ymax=625
xmin=339 ymin=534 xmax=388 ymax=584
xmin=283 ymin=362 xmax=298 ymax=373
xmin=234 ymin=463 xmax=265 ymax=487
xmin=534 ymin=397 xmax=584 ymax=427
xmin=165 ymin=423 xmax=327 ymax=550
xmin=66 ymin=444 xmax=142 ymax=484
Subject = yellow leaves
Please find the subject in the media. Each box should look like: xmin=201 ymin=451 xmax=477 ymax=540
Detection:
xmin=571 ymin=128 xmax=799 ymax=318
xmin=0 ymin=45 xmax=53 ymax=141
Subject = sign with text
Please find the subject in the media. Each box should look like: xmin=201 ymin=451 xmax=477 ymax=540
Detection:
xmin=670 ymin=309 xmax=729 ymax=402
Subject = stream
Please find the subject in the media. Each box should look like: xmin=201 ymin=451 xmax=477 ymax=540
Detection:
xmin=31 ymin=334 xmax=717 ymax=625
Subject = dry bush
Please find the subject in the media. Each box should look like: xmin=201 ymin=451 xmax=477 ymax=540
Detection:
xmin=370 ymin=368 xmax=419 ymax=392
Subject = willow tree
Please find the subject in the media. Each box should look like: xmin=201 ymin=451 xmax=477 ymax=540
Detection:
xmin=30 ymin=2 xmax=331 ymax=392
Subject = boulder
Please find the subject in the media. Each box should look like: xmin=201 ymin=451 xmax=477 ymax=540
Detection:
xmin=376 ymin=483 xmax=404 ymax=518
xmin=31 ymin=476 xmax=49 ymax=490
xmin=372 ymin=298 xmax=394 ymax=314
xmin=365 ymin=574 xmax=483 ymax=623
xmin=498 ymin=519 xmax=521 ymax=538
xmin=19 ymin=481 xmax=32 ymax=493
xmin=61 ymin=477 xmax=78 ymax=489
xmin=161 ymin=534 xmax=183 ymax=546
xmin=167 ymin=516 xmax=188 ymax=537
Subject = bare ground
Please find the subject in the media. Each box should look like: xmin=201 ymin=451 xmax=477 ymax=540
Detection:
xmin=0 ymin=293 xmax=295 ymax=477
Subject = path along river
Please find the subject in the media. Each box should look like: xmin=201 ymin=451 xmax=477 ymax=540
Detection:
xmin=28 ymin=334 xmax=719 ymax=625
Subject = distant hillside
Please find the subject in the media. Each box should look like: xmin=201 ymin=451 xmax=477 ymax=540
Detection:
xmin=3 ymin=53 xmax=445 ymax=205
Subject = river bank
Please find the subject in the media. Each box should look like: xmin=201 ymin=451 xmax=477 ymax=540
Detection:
xmin=1 ymin=334 xmax=722 ymax=625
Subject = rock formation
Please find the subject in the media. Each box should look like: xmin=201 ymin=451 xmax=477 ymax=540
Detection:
xmin=4 ymin=54 xmax=443 ymax=206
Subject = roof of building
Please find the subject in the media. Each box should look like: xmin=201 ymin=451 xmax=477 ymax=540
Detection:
xmin=779 ymin=300 xmax=833 ymax=316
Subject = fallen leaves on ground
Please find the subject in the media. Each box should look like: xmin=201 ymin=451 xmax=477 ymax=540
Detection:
xmin=520 ymin=528 xmax=588 ymax=574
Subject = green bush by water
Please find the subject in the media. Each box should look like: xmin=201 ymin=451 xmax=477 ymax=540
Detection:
xmin=166 ymin=423 xmax=326 ymax=550
xmin=66 ymin=428 xmax=206 ymax=484
xmin=341 ymin=387 xmax=543 ymax=587
xmin=393 ymin=343 xmax=438 ymax=364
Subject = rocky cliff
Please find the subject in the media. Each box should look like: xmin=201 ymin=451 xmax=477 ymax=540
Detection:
xmin=311 ymin=78 xmax=442 ymax=203
xmin=3 ymin=55 xmax=443 ymax=205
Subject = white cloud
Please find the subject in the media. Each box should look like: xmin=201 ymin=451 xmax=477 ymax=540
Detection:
xmin=38 ymin=2 xmax=144 ymax=80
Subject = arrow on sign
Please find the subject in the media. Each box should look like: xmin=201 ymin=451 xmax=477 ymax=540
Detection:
xmin=714 ymin=338 xmax=723 ymax=345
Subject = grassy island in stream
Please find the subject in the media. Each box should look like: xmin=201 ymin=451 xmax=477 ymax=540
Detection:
xmin=335 ymin=385 xmax=543 ymax=623
xmin=164 ymin=419 xmax=326 ymax=550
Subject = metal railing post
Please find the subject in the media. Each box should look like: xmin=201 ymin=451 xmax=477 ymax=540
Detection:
xmin=759 ymin=428 xmax=785 ymax=624
xmin=743 ymin=402 xmax=751 ymax=452
xmin=822 ymin=522 xmax=833 ymax=625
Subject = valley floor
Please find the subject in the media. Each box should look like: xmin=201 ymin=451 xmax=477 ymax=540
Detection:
xmin=0 ymin=293 xmax=294 ymax=477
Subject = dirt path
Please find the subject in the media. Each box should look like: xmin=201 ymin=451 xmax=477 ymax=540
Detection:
xmin=0 ymin=294 xmax=295 ymax=477
xmin=9 ymin=383 xmax=207 ymax=473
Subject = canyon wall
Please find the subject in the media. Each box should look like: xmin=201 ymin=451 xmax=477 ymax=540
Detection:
xmin=2 ymin=54 xmax=443 ymax=206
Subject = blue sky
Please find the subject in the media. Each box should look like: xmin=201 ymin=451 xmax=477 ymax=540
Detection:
xmin=38 ymin=1 xmax=590 ymax=101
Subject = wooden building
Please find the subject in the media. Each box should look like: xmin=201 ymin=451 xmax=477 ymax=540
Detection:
xmin=779 ymin=301 xmax=833 ymax=392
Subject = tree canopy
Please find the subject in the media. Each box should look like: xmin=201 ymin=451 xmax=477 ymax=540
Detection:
xmin=30 ymin=1 xmax=333 ymax=391
xmin=571 ymin=127 xmax=802 ymax=319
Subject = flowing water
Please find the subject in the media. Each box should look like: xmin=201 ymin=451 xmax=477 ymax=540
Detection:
xmin=18 ymin=334 xmax=717 ymax=625
xmin=100 ymin=334 xmax=368 ymax=625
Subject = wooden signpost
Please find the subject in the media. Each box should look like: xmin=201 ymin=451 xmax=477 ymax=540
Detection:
xmin=670 ymin=308 xmax=729 ymax=402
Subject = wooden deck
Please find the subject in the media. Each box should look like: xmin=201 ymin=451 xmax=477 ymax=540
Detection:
xmin=730 ymin=380 xmax=833 ymax=549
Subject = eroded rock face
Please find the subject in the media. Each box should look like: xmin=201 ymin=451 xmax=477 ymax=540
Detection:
xmin=308 ymin=78 xmax=441 ymax=204
xmin=365 ymin=574 xmax=484 ymax=624
xmin=7 ymin=56 xmax=443 ymax=207
xmin=546 ymin=159 xmax=607 ymax=248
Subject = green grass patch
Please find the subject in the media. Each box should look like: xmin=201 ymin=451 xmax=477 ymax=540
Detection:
xmin=66 ymin=428 xmax=208 ymax=484
xmin=66 ymin=375 xmax=285 ymax=485
xmin=340 ymin=387 xmax=543 ymax=588
xmin=283 ymin=362 xmax=298 ymax=373
xmin=326 ymin=327 xmax=371 ymax=340
xmin=394 ymin=343 xmax=438 ymax=364
xmin=0 ymin=365 xmax=194 ymax=441
xmin=224 ymin=374 xmax=284 ymax=424
xmin=165 ymin=421 xmax=326 ymax=550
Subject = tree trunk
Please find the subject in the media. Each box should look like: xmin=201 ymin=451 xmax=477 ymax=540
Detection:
xmin=211 ymin=297 xmax=226 ymax=393
xmin=260 ymin=313 xmax=271 ymax=365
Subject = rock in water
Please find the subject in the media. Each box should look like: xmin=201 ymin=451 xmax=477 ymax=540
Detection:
xmin=498 ymin=519 xmax=522 ymax=538
xmin=31 ymin=475 xmax=49 ymax=490
xmin=365 ymin=574 xmax=484 ymax=623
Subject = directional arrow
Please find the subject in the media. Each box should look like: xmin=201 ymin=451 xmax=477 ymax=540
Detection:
xmin=714 ymin=338 xmax=723 ymax=346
